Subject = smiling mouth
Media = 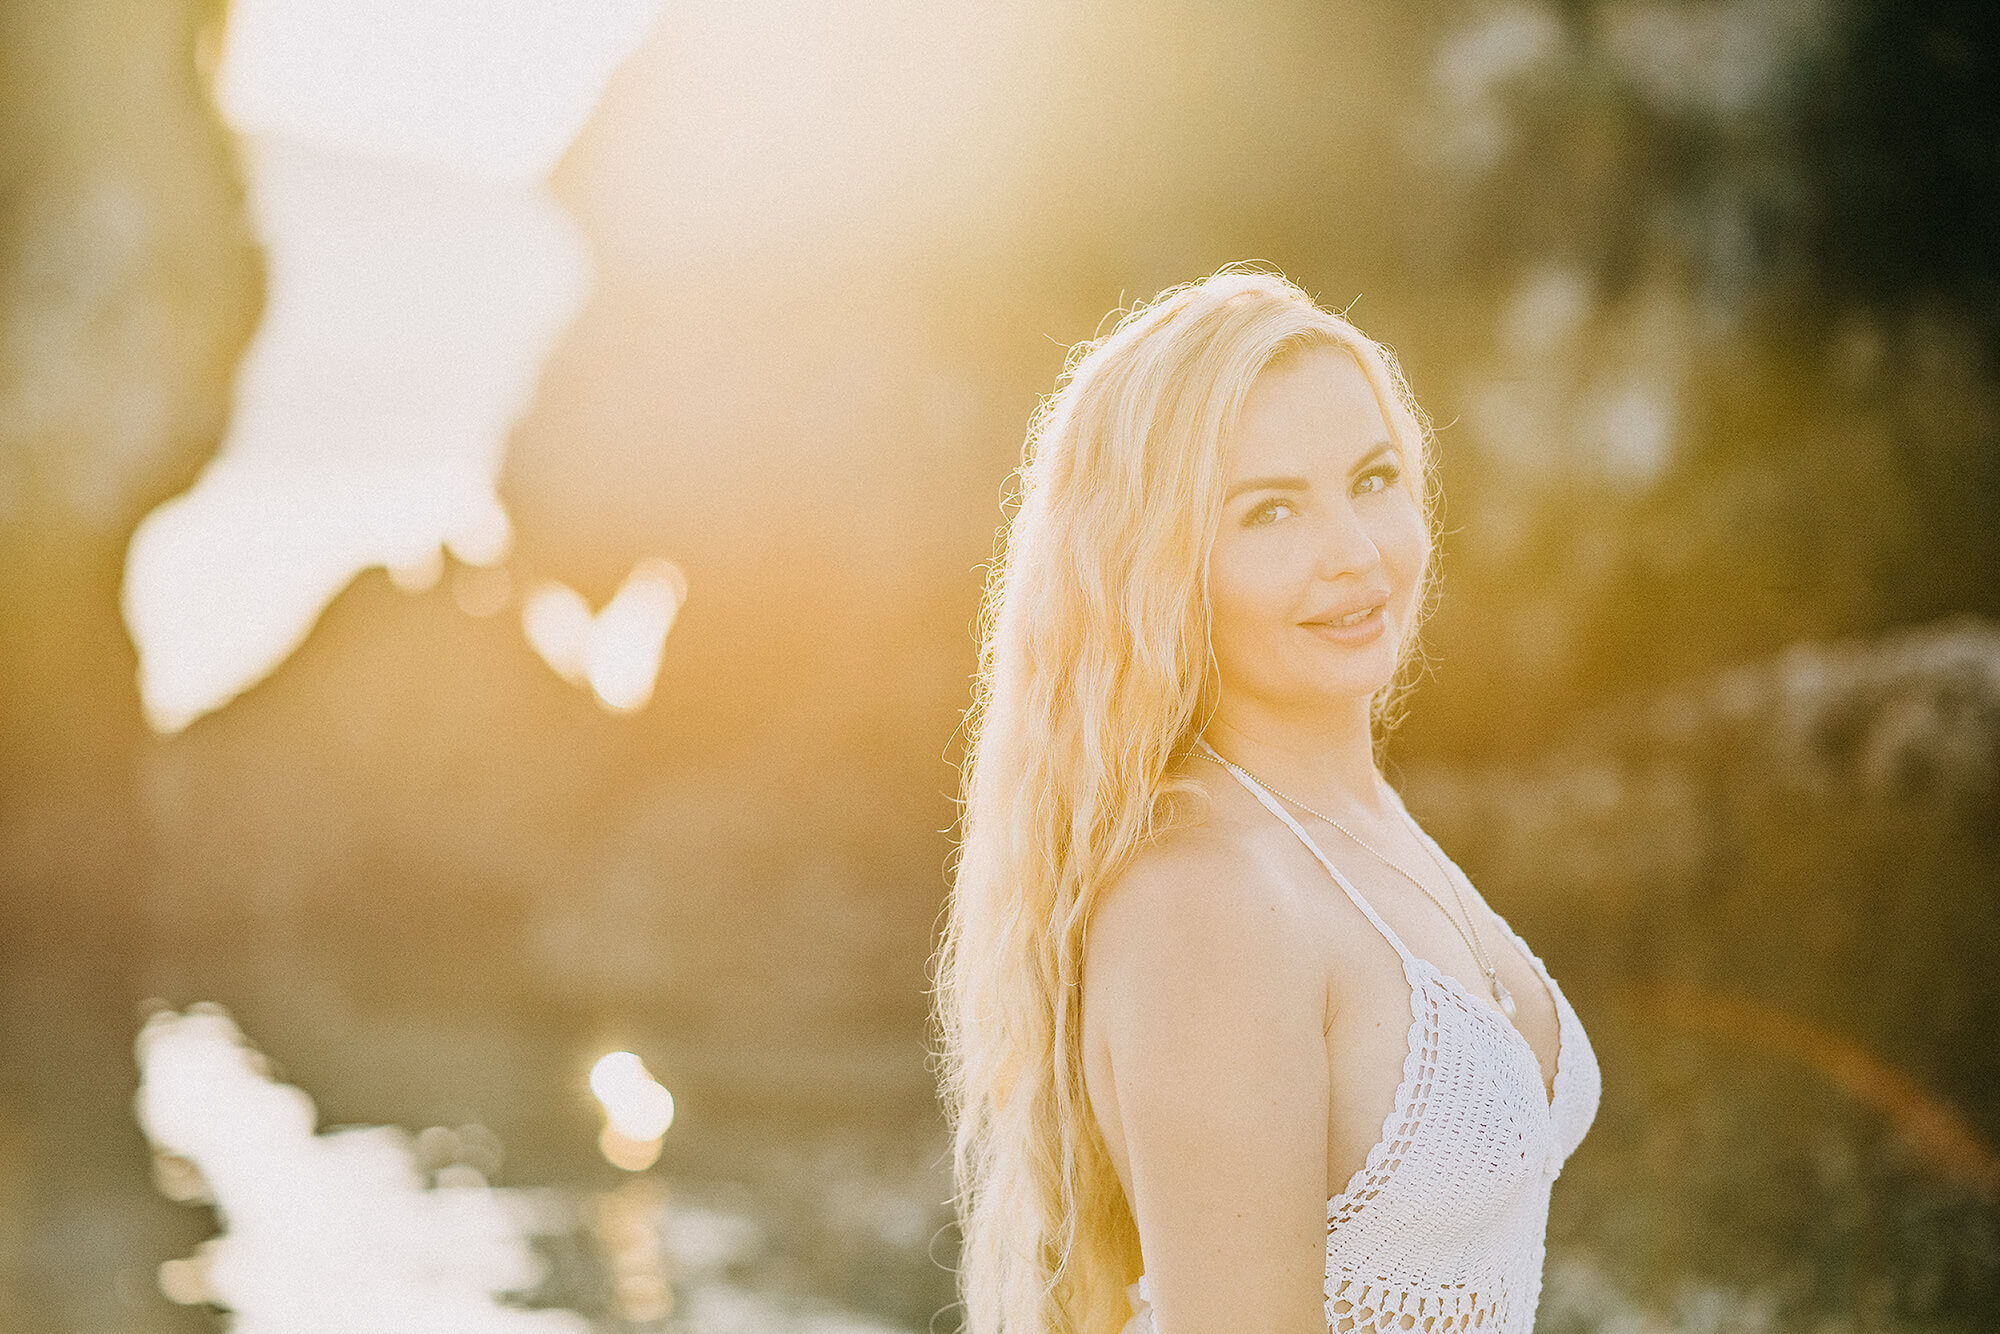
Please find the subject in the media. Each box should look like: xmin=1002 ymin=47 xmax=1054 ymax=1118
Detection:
xmin=1306 ymin=603 xmax=1384 ymax=629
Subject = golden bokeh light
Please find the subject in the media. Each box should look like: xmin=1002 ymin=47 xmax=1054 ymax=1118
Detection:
xmin=522 ymin=580 xmax=596 ymax=685
xmin=596 ymin=1124 xmax=666 ymax=1173
xmin=589 ymin=1050 xmax=675 ymax=1171
xmin=523 ymin=560 xmax=686 ymax=711
xmin=585 ymin=559 xmax=686 ymax=713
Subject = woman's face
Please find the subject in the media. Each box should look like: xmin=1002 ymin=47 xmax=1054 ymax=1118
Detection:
xmin=1206 ymin=343 xmax=1431 ymax=722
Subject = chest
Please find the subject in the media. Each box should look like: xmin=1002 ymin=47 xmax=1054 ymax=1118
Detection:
xmin=1268 ymin=843 xmax=1566 ymax=1195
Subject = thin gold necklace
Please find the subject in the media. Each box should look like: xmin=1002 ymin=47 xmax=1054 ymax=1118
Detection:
xmin=1196 ymin=739 xmax=1516 ymax=1019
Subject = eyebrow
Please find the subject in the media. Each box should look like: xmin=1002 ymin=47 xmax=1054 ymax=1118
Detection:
xmin=1224 ymin=441 xmax=1399 ymax=501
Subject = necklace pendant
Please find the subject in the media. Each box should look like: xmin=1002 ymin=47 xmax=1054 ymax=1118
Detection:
xmin=1492 ymin=976 xmax=1517 ymax=1020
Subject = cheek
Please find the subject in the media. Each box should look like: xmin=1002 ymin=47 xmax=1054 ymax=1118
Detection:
xmin=1205 ymin=546 xmax=1289 ymax=654
xmin=1381 ymin=507 xmax=1432 ymax=600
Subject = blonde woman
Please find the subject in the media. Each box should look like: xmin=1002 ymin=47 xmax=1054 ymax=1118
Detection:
xmin=935 ymin=268 xmax=1600 ymax=1334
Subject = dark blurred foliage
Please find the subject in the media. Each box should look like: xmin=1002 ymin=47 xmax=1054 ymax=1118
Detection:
xmin=1800 ymin=0 xmax=2000 ymax=332
xmin=1406 ymin=617 xmax=2000 ymax=1326
xmin=0 ymin=0 xmax=1997 ymax=1330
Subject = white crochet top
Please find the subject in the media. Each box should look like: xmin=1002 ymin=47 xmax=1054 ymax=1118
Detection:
xmin=1122 ymin=768 xmax=1601 ymax=1334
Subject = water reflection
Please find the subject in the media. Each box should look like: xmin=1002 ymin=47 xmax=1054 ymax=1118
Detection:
xmin=130 ymin=1005 xmax=941 ymax=1332
xmin=135 ymin=1005 xmax=588 ymax=1331
xmin=585 ymin=1178 xmax=673 ymax=1323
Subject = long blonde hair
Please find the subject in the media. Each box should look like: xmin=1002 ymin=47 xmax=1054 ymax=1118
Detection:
xmin=934 ymin=267 xmax=1438 ymax=1334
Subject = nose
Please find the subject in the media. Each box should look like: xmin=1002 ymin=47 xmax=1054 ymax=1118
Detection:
xmin=1311 ymin=500 xmax=1382 ymax=581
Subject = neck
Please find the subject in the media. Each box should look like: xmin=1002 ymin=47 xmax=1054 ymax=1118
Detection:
xmin=1200 ymin=696 xmax=1388 ymax=820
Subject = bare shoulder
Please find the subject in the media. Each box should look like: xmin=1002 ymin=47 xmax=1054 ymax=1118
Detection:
xmin=1079 ymin=786 xmax=1334 ymax=1328
xmin=1083 ymin=801 xmax=1320 ymax=1019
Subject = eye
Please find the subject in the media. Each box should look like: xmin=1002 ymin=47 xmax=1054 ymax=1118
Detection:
xmin=1354 ymin=463 xmax=1402 ymax=496
xmin=1243 ymin=497 xmax=1296 ymax=527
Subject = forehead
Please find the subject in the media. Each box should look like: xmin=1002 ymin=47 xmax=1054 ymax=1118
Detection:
xmin=1228 ymin=344 xmax=1391 ymax=475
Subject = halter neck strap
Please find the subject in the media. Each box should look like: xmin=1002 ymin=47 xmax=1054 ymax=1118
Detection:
xmin=1205 ymin=748 xmax=1423 ymax=974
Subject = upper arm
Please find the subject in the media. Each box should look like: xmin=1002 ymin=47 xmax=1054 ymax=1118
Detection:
xmin=1084 ymin=844 xmax=1330 ymax=1334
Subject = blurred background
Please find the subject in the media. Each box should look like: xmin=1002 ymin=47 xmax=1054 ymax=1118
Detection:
xmin=1 ymin=0 xmax=1996 ymax=1330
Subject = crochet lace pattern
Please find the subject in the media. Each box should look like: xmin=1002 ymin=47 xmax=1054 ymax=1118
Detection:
xmin=1122 ymin=774 xmax=1601 ymax=1334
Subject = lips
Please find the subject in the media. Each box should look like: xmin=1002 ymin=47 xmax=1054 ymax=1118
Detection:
xmin=1301 ymin=593 xmax=1390 ymax=629
xmin=1297 ymin=592 xmax=1392 ymax=649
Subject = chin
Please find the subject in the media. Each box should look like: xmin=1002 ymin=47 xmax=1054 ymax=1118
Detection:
xmin=1283 ymin=669 xmax=1395 ymax=713
xmin=1304 ymin=672 xmax=1400 ymax=716
xmin=1224 ymin=637 xmax=1403 ymax=716
xmin=1307 ymin=649 xmax=1399 ymax=700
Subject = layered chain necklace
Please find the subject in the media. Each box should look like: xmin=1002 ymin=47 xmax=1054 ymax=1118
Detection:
xmin=1196 ymin=739 xmax=1517 ymax=1020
